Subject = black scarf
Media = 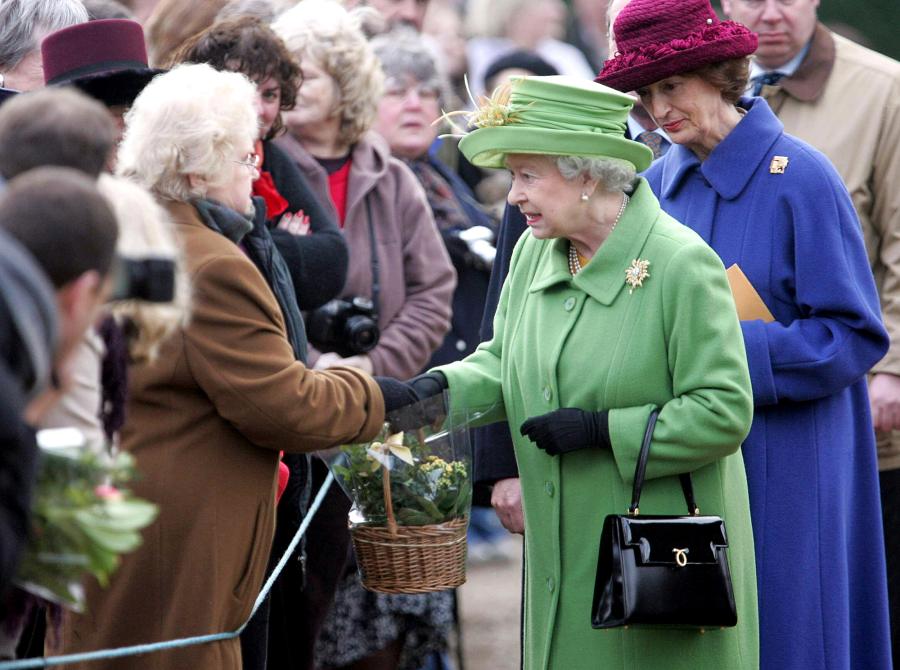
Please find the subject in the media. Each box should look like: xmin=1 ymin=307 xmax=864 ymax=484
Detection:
xmin=194 ymin=197 xmax=308 ymax=363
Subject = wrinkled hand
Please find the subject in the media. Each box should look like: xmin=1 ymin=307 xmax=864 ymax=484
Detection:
xmin=313 ymin=352 xmax=373 ymax=374
xmin=520 ymin=408 xmax=609 ymax=456
xmin=491 ymin=477 xmax=524 ymax=534
xmin=870 ymin=373 xmax=900 ymax=432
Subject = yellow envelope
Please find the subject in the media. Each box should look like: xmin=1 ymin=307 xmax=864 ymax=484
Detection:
xmin=726 ymin=264 xmax=775 ymax=323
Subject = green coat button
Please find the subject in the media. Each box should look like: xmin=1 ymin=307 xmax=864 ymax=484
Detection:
xmin=547 ymin=576 xmax=555 ymax=593
xmin=543 ymin=386 xmax=552 ymax=401
xmin=564 ymin=297 xmax=576 ymax=311
xmin=545 ymin=481 xmax=555 ymax=497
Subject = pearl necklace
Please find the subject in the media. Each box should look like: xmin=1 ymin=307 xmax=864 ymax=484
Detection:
xmin=568 ymin=193 xmax=630 ymax=275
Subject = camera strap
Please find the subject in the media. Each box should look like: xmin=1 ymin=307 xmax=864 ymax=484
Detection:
xmin=364 ymin=195 xmax=380 ymax=317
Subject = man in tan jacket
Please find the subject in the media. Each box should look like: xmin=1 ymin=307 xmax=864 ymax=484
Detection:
xmin=723 ymin=0 xmax=900 ymax=658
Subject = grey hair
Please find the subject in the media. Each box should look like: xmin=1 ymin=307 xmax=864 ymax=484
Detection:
xmin=217 ymin=0 xmax=277 ymax=22
xmin=82 ymin=0 xmax=133 ymax=20
xmin=370 ymin=28 xmax=450 ymax=110
xmin=0 ymin=0 xmax=89 ymax=70
xmin=555 ymin=155 xmax=636 ymax=193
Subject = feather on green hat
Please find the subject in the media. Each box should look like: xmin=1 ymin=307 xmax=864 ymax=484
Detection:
xmin=455 ymin=75 xmax=653 ymax=172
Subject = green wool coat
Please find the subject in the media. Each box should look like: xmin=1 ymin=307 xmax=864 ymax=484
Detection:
xmin=436 ymin=179 xmax=759 ymax=669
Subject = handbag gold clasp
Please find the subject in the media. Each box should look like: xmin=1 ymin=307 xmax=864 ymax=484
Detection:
xmin=672 ymin=548 xmax=689 ymax=567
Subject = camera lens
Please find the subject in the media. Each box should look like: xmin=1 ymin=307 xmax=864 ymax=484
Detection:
xmin=343 ymin=315 xmax=379 ymax=354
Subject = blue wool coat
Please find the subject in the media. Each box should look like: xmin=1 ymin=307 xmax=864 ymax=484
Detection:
xmin=644 ymin=97 xmax=892 ymax=670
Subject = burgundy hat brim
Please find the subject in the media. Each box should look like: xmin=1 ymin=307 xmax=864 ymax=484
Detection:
xmin=67 ymin=68 xmax=164 ymax=107
xmin=596 ymin=25 xmax=757 ymax=93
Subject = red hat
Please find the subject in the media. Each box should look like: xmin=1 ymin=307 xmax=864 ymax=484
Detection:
xmin=41 ymin=19 xmax=161 ymax=106
xmin=595 ymin=0 xmax=758 ymax=94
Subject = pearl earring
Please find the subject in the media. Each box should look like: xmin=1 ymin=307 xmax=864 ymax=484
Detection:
xmin=581 ymin=193 xmax=589 ymax=202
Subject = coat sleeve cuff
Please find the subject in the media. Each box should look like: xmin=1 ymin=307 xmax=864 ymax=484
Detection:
xmin=741 ymin=319 xmax=778 ymax=406
xmin=343 ymin=369 xmax=385 ymax=443
xmin=608 ymin=404 xmax=657 ymax=486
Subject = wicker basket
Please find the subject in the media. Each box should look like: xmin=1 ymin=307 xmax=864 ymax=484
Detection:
xmin=351 ymin=516 xmax=468 ymax=594
xmin=341 ymin=412 xmax=473 ymax=594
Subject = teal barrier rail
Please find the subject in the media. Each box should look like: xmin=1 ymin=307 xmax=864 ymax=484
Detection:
xmin=0 ymin=471 xmax=335 ymax=669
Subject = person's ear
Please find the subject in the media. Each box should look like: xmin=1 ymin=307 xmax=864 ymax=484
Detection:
xmin=54 ymin=270 xmax=106 ymax=366
xmin=56 ymin=270 xmax=104 ymax=336
xmin=187 ymin=173 xmax=206 ymax=193
xmin=581 ymin=173 xmax=601 ymax=199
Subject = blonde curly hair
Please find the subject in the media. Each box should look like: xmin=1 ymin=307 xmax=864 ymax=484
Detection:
xmin=273 ymin=0 xmax=384 ymax=147
xmin=116 ymin=63 xmax=258 ymax=203
xmin=97 ymin=175 xmax=192 ymax=363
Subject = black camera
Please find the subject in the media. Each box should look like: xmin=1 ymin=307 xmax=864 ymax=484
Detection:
xmin=109 ymin=256 xmax=176 ymax=303
xmin=307 ymin=296 xmax=380 ymax=357
xmin=444 ymin=225 xmax=496 ymax=271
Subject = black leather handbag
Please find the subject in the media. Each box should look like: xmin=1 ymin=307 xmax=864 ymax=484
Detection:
xmin=591 ymin=409 xmax=738 ymax=629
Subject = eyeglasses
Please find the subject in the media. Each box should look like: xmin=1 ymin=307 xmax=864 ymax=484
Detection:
xmin=736 ymin=0 xmax=800 ymax=7
xmin=383 ymin=81 xmax=441 ymax=103
xmin=233 ymin=152 xmax=261 ymax=172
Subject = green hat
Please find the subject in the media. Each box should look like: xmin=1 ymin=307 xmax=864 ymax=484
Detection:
xmin=457 ymin=75 xmax=653 ymax=172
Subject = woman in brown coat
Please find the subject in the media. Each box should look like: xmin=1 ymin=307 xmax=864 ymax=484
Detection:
xmin=56 ymin=63 xmax=385 ymax=670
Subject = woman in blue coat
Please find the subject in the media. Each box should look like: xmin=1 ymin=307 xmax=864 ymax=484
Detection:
xmin=597 ymin=0 xmax=892 ymax=668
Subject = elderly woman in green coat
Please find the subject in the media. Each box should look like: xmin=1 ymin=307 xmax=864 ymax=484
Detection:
xmin=379 ymin=75 xmax=758 ymax=669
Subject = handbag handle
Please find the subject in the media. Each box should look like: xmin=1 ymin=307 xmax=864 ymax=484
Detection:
xmin=628 ymin=408 xmax=699 ymax=516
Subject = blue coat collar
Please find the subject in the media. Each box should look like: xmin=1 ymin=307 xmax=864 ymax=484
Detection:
xmin=659 ymin=97 xmax=785 ymax=201
xmin=529 ymin=178 xmax=661 ymax=305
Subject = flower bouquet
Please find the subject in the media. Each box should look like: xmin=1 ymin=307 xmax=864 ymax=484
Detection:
xmin=329 ymin=394 xmax=478 ymax=593
xmin=14 ymin=428 xmax=159 ymax=611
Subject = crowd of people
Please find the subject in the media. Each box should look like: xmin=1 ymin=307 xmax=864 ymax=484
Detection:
xmin=0 ymin=0 xmax=899 ymax=669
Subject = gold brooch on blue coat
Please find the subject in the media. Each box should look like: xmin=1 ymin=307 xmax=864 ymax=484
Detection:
xmin=769 ymin=156 xmax=789 ymax=174
xmin=625 ymin=259 xmax=650 ymax=294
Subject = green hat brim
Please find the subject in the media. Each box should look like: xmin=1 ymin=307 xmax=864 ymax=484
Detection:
xmin=458 ymin=126 xmax=653 ymax=172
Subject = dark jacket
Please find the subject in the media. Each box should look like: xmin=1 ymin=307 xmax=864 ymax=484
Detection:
xmin=471 ymin=205 xmax=526 ymax=497
xmin=0 ymin=364 xmax=38 ymax=599
xmin=0 ymin=230 xmax=58 ymax=595
xmin=423 ymin=154 xmax=496 ymax=368
xmin=263 ymin=140 xmax=348 ymax=312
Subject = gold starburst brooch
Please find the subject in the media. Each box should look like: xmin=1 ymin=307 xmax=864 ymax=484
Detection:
xmin=625 ymin=259 xmax=650 ymax=294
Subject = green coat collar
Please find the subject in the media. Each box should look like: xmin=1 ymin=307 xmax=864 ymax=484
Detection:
xmin=529 ymin=178 xmax=661 ymax=305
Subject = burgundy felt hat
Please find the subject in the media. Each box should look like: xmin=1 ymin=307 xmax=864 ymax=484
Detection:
xmin=41 ymin=19 xmax=162 ymax=106
xmin=595 ymin=0 xmax=758 ymax=94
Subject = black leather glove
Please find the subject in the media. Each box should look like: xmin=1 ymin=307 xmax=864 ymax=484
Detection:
xmin=520 ymin=408 xmax=610 ymax=456
xmin=375 ymin=377 xmax=419 ymax=414
xmin=409 ymin=371 xmax=448 ymax=399
xmin=374 ymin=372 xmax=448 ymax=413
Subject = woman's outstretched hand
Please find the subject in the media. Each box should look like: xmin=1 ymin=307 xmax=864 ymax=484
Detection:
xmin=520 ymin=408 xmax=610 ymax=456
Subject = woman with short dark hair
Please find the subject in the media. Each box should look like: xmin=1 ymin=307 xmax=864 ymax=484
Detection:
xmin=598 ymin=0 xmax=892 ymax=667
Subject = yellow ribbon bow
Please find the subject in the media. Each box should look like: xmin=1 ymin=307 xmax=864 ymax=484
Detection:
xmin=366 ymin=432 xmax=414 ymax=470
